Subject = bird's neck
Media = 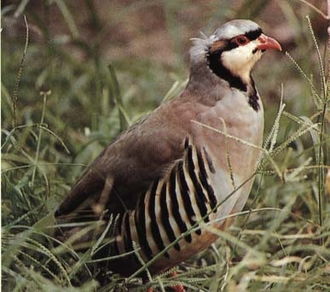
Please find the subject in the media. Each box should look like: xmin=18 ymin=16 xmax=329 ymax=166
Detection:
xmin=185 ymin=61 xmax=259 ymax=111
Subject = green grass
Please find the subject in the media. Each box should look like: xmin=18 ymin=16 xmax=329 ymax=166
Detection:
xmin=2 ymin=1 xmax=329 ymax=291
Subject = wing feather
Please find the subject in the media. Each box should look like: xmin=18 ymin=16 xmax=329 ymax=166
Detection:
xmin=55 ymin=99 xmax=203 ymax=218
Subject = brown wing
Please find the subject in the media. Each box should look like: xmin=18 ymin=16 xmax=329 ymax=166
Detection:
xmin=55 ymin=98 xmax=203 ymax=219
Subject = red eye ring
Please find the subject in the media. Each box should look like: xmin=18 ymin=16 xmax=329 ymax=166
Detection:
xmin=234 ymin=35 xmax=249 ymax=46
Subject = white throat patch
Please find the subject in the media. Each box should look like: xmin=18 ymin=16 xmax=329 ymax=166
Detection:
xmin=221 ymin=40 xmax=262 ymax=83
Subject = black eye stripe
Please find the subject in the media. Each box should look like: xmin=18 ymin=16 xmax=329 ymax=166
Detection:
xmin=223 ymin=41 xmax=238 ymax=51
xmin=244 ymin=28 xmax=263 ymax=41
xmin=208 ymin=28 xmax=263 ymax=54
xmin=227 ymin=28 xmax=262 ymax=43
xmin=218 ymin=28 xmax=263 ymax=52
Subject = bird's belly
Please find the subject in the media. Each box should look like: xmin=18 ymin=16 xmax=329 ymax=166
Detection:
xmin=109 ymin=211 xmax=229 ymax=277
xmin=149 ymin=219 xmax=222 ymax=273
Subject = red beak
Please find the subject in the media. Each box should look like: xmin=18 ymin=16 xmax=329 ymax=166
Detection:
xmin=257 ymin=34 xmax=282 ymax=51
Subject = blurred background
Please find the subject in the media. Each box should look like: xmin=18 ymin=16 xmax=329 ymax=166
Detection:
xmin=2 ymin=1 xmax=329 ymax=290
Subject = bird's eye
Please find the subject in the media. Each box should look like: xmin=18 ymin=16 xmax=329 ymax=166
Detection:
xmin=234 ymin=35 xmax=249 ymax=46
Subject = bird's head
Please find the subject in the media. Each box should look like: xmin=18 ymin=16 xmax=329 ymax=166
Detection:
xmin=190 ymin=19 xmax=282 ymax=89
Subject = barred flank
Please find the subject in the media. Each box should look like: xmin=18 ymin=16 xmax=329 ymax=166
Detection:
xmin=113 ymin=138 xmax=218 ymax=263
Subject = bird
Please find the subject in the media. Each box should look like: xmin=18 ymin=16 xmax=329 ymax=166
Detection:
xmin=55 ymin=19 xmax=282 ymax=285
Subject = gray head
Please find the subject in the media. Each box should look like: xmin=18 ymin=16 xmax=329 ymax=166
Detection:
xmin=190 ymin=19 xmax=281 ymax=86
xmin=212 ymin=19 xmax=261 ymax=40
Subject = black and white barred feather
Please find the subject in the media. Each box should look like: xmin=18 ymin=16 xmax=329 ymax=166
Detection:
xmin=104 ymin=138 xmax=218 ymax=275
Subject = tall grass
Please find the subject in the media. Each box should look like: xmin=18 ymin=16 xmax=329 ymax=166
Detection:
xmin=2 ymin=1 xmax=329 ymax=291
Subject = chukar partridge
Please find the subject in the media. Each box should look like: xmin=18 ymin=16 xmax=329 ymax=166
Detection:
xmin=55 ymin=19 xmax=281 ymax=280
